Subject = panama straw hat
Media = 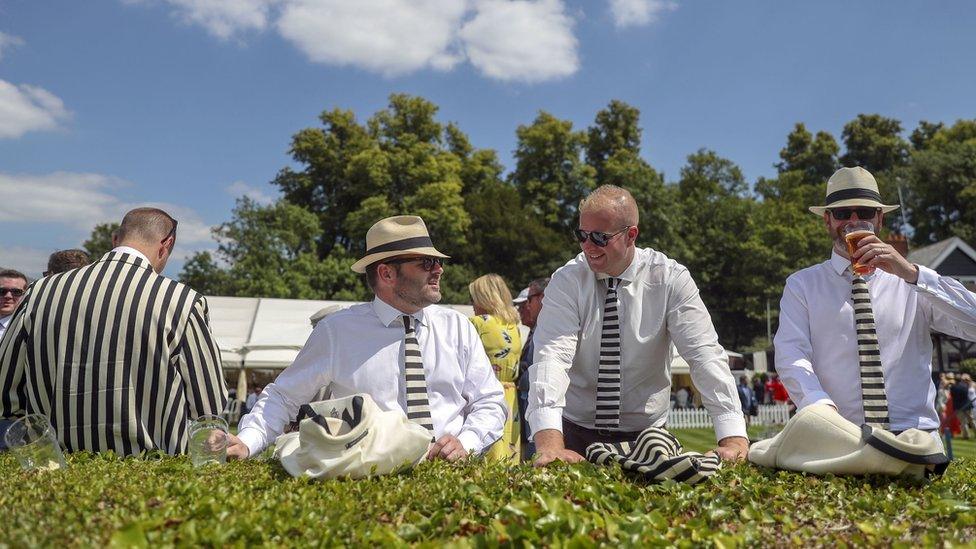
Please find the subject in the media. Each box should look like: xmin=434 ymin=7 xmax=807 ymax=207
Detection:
xmin=808 ymin=166 xmax=900 ymax=216
xmin=748 ymin=404 xmax=948 ymax=478
xmin=350 ymin=215 xmax=449 ymax=274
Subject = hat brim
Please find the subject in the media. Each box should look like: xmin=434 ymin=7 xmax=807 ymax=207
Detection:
xmin=809 ymin=199 xmax=899 ymax=216
xmin=350 ymin=247 xmax=450 ymax=273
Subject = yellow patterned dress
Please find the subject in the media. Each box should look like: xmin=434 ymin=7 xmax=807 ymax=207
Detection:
xmin=470 ymin=314 xmax=522 ymax=463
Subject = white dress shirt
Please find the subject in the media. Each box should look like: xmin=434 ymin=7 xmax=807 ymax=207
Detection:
xmin=527 ymin=249 xmax=747 ymax=441
xmin=111 ymin=245 xmax=151 ymax=265
xmin=774 ymin=250 xmax=976 ymax=431
xmin=0 ymin=314 xmax=10 ymax=342
xmin=238 ymin=297 xmax=507 ymax=457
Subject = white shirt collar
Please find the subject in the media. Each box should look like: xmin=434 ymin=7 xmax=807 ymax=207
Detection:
xmin=111 ymin=245 xmax=152 ymax=266
xmin=594 ymin=248 xmax=641 ymax=283
xmin=829 ymin=249 xmax=851 ymax=276
xmin=0 ymin=314 xmax=10 ymax=328
xmin=371 ymin=296 xmax=427 ymax=328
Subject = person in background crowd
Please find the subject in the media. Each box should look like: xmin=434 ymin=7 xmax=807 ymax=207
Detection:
xmin=0 ymin=269 xmax=28 ymax=342
xmin=950 ymin=374 xmax=975 ymax=439
xmin=0 ymin=208 xmax=227 ymax=456
xmin=775 ymin=167 xmax=976 ymax=447
xmin=245 ymin=386 xmax=260 ymax=414
xmin=468 ymin=273 xmax=523 ymax=463
xmin=527 ymin=185 xmax=748 ymax=467
xmin=752 ymin=375 xmax=767 ymax=406
xmin=934 ymin=373 xmax=950 ymax=418
xmin=767 ymin=374 xmax=789 ymax=404
xmin=675 ymin=386 xmax=690 ymax=409
xmin=44 ymin=249 xmax=91 ymax=276
xmin=227 ymin=216 xmax=506 ymax=462
xmin=737 ymin=376 xmax=755 ymax=425
xmin=514 ymin=277 xmax=548 ymax=461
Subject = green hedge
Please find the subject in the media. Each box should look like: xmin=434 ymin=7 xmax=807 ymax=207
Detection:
xmin=2 ymin=451 xmax=974 ymax=546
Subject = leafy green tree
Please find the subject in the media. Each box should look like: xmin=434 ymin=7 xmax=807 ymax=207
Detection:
xmin=511 ymin=111 xmax=596 ymax=237
xmin=901 ymin=119 xmax=976 ymax=245
xmin=840 ymin=114 xmax=909 ymax=173
xmin=83 ymin=222 xmax=120 ymax=259
xmin=774 ymin=123 xmax=839 ymax=185
xmin=180 ymin=198 xmax=368 ymax=300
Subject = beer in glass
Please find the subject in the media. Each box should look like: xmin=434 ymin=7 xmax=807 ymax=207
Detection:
xmin=843 ymin=221 xmax=875 ymax=276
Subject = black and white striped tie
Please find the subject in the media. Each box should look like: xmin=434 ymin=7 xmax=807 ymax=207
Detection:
xmin=851 ymin=276 xmax=890 ymax=429
xmin=596 ymin=277 xmax=622 ymax=430
xmin=402 ymin=315 xmax=434 ymax=431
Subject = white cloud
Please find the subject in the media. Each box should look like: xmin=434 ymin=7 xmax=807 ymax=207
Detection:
xmin=0 ymin=171 xmax=214 ymax=246
xmin=459 ymin=0 xmax=578 ymax=83
xmin=0 ymin=246 xmax=51 ymax=280
xmin=0 ymin=80 xmax=71 ymax=139
xmin=276 ymin=0 xmax=467 ymax=76
xmin=226 ymin=180 xmax=276 ymax=205
xmin=0 ymin=32 xmax=24 ymax=61
xmin=162 ymin=0 xmax=279 ymax=40
xmin=607 ymin=0 xmax=676 ymax=28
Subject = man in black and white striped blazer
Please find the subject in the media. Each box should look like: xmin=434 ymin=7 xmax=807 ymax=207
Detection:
xmin=0 ymin=208 xmax=228 ymax=456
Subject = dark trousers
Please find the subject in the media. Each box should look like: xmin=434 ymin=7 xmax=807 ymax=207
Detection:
xmin=517 ymin=373 xmax=535 ymax=460
xmin=562 ymin=418 xmax=643 ymax=455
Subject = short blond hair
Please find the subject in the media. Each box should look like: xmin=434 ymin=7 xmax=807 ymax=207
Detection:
xmin=468 ymin=274 xmax=519 ymax=325
xmin=579 ymin=184 xmax=638 ymax=227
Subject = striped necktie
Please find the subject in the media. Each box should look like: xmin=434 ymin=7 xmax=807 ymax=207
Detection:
xmin=596 ymin=277 xmax=622 ymax=430
xmin=851 ymin=275 xmax=890 ymax=429
xmin=402 ymin=315 xmax=434 ymax=431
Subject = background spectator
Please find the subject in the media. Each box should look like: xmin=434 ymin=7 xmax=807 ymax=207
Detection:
xmin=0 ymin=269 xmax=28 ymax=342
xmin=44 ymin=249 xmax=91 ymax=276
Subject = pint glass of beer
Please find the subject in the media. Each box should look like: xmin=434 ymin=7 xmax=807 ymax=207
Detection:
xmin=843 ymin=221 xmax=875 ymax=276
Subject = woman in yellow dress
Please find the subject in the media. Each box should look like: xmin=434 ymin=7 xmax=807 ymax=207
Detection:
xmin=468 ymin=274 xmax=523 ymax=463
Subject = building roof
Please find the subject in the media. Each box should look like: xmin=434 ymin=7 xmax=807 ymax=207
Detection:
xmin=907 ymin=236 xmax=976 ymax=271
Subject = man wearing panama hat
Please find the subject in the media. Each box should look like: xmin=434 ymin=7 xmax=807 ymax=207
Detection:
xmin=774 ymin=166 xmax=976 ymax=443
xmin=228 ymin=215 xmax=507 ymax=462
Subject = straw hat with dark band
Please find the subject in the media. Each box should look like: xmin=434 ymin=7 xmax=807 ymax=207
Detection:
xmin=808 ymin=166 xmax=900 ymax=216
xmin=350 ymin=215 xmax=449 ymax=274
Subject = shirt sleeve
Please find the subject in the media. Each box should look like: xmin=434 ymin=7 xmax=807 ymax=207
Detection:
xmin=666 ymin=266 xmax=747 ymax=441
xmin=913 ymin=265 xmax=976 ymax=340
xmin=526 ymin=270 xmax=580 ymax=437
xmin=237 ymin=322 xmax=333 ymax=458
xmin=176 ymin=296 xmax=229 ymax=419
xmin=0 ymin=290 xmax=31 ymax=419
xmin=456 ymin=320 xmax=508 ymax=454
xmin=773 ymin=275 xmax=836 ymax=410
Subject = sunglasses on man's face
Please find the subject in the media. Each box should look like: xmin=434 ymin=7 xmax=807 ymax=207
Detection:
xmin=573 ymin=227 xmax=630 ymax=247
xmin=162 ymin=217 xmax=178 ymax=244
xmin=829 ymin=207 xmax=880 ymax=221
xmin=0 ymin=287 xmax=25 ymax=298
xmin=385 ymin=257 xmax=445 ymax=272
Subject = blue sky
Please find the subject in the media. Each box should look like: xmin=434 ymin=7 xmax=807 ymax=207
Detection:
xmin=1 ymin=0 xmax=974 ymax=278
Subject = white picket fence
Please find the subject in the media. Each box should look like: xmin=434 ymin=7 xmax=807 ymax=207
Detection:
xmin=667 ymin=404 xmax=791 ymax=429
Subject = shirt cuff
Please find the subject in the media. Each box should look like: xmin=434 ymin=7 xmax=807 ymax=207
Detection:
xmin=711 ymin=412 xmax=748 ymax=442
xmin=913 ymin=264 xmax=940 ymax=291
xmin=527 ymin=407 xmax=563 ymax=439
xmin=237 ymin=427 xmax=267 ymax=459
xmin=795 ymin=390 xmax=835 ymax=411
xmin=456 ymin=430 xmax=483 ymax=454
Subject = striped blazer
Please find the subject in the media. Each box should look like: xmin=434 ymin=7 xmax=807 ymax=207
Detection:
xmin=0 ymin=251 xmax=228 ymax=456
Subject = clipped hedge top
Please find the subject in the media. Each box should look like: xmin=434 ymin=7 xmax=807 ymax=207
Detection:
xmin=2 ymin=452 xmax=974 ymax=547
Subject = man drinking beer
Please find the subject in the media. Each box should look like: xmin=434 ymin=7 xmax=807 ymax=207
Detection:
xmin=773 ymin=166 xmax=976 ymax=443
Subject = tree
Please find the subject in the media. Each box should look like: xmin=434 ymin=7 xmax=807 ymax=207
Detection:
xmin=83 ymin=222 xmax=120 ymax=259
xmin=180 ymin=198 xmax=368 ymax=300
xmin=901 ymin=119 xmax=976 ymax=245
xmin=511 ymin=111 xmax=596 ymax=237
xmin=840 ymin=114 xmax=909 ymax=173
xmin=774 ymin=123 xmax=839 ymax=185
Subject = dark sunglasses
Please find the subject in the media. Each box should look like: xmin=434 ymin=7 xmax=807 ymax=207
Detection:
xmin=385 ymin=257 xmax=445 ymax=271
xmin=573 ymin=227 xmax=630 ymax=247
xmin=162 ymin=216 xmax=178 ymax=244
xmin=1 ymin=287 xmax=25 ymax=297
xmin=829 ymin=207 xmax=880 ymax=221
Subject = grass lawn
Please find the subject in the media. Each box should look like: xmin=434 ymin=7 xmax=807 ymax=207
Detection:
xmin=2 ymin=447 xmax=974 ymax=546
